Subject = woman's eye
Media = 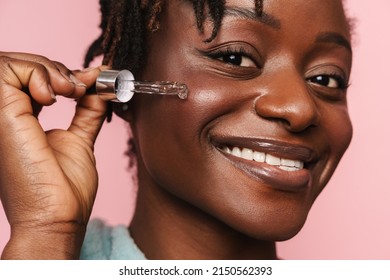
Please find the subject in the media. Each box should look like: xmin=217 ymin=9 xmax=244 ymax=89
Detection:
xmin=217 ymin=53 xmax=257 ymax=68
xmin=307 ymin=75 xmax=347 ymax=90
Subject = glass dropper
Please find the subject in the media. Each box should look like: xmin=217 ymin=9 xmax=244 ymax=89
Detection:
xmin=95 ymin=69 xmax=188 ymax=102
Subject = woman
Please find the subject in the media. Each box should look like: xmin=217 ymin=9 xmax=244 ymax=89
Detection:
xmin=0 ymin=0 xmax=353 ymax=259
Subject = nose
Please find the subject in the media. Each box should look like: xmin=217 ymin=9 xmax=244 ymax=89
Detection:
xmin=254 ymin=71 xmax=320 ymax=133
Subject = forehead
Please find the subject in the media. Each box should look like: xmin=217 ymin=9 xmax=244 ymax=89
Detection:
xmin=229 ymin=0 xmax=348 ymax=31
xmin=176 ymin=0 xmax=350 ymax=36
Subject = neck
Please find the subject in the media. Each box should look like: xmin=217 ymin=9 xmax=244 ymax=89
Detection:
xmin=129 ymin=166 xmax=277 ymax=260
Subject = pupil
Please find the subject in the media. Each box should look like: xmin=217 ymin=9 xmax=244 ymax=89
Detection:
xmin=315 ymin=76 xmax=329 ymax=86
xmin=224 ymin=54 xmax=242 ymax=65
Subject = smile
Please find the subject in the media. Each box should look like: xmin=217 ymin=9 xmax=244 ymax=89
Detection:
xmin=222 ymin=146 xmax=304 ymax=172
xmin=211 ymin=136 xmax=316 ymax=192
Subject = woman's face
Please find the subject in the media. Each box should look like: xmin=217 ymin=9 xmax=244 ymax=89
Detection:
xmin=129 ymin=0 xmax=352 ymax=240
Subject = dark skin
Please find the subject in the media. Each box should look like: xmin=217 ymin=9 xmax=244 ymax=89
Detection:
xmin=124 ymin=0 xmax=352 ymax=259
xmin=0 ymin=54 xmax=108 ymax=259
xmin=0 ymin=0 xmax=352 ymax=259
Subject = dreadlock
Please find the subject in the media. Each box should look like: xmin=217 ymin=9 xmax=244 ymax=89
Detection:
xmin=83 ymin=0 xmax=111 ymax=68
xmin=84 ymin=0 xmax=263 ymax=72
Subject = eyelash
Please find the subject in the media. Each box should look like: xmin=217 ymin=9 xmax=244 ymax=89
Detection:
xmin=331 ymin=74 xmax=349 ymax=90
xmin=207 ymin=46 xmax=258 ymax=67
xmin=307 ymin=73 xmax=350 ymax=91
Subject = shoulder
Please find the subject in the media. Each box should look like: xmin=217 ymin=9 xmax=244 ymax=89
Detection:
xmin=80 ymin=219 xmax=146 ymax=260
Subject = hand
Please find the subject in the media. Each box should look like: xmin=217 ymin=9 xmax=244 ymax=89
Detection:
xmin=0 ymin=52 xmax=108 ymax=259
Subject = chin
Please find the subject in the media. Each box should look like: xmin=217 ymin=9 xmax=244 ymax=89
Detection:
xmin=247 ymin=220 xmax=307 ymax=242
xmin=222 ymin=206 xmax=310 ymax=242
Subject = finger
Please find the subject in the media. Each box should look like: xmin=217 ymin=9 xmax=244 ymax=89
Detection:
xmin=0 ymin=52 xmax=87 ymax=99
xmin=71 ymin=65 xmax=111 ymax=90
xmin=52 ymin=61 xmax=88 ymax=98
xmin=0 ymin=56 xmax=56 ymax=105
xmin=23 ymin=56 xmax=87 ymax=98
xmin=68 ymin=94 xmax=107 ymax=146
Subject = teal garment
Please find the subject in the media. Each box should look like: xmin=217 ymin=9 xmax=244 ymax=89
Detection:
xmin=80 ymin=219 xmax=146 ymax=260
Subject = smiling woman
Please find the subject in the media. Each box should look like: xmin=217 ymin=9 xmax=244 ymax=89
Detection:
xmin=0 ymin=0 xmax=361 ymax=260
xmin=84 ymin=0 xmax=353 ymax=259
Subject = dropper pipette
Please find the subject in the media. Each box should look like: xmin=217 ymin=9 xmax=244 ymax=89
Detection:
xmin=95 ymin=70 xmax=188 ymax=102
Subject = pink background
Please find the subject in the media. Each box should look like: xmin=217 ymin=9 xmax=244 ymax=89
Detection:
xmin=1 ymin=0 xmax=389 ymax=259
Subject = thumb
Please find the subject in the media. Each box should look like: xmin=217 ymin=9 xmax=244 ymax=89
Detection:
xmin=68 ymin=95 xmax=107 ymax=146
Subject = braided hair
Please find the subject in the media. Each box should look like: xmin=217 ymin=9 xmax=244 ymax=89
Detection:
xmin=84 ymin=0 xmax=263 ymax=73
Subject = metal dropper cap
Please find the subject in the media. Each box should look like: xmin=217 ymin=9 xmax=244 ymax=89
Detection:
xmin=95 ymin=69 xmax=135 ymax=102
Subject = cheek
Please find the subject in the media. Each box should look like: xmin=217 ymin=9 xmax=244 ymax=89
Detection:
xmin=131 ymin=75 xmax=235 ymax=185
xmin=315 ymin=105 xmax=353 ymax=193
xmin=131 ymin=74 xmax=255 ymax=219
xmin=327 ymin=106 xmax=353 ymax=158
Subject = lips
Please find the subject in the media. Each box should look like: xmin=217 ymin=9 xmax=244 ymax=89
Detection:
xmin=211 ymin=136 xmax=317 ymax=192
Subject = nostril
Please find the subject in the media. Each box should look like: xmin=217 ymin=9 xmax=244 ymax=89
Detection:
xmin=285 ymin=119 xmax=319 ymax=133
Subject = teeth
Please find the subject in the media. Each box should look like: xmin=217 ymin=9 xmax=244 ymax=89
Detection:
xmin=222 ymin=146 xmax=304 ymax=172
xmin=279 ymin=166 xmax=300 ymax=171
xmin=281 ymin=158 xmax=295 ymax=167
xmin=253 ymin=151 xmax=266 ymax=163
xmin=241 ymin=148 xmax=253 ymax=160
xmin=266 ymin=154 xmax=281 ymax=166
xmin=295 ymin=161 xmax=304 ymax=169
xmin=231 ymin=147 xmax=241 ymax=157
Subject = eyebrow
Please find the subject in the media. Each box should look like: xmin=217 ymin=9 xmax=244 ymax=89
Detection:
xmin=315 ymin=32 xmax=352 ymax=53
xmin=224 ymin=7 xmax=281 ymax=29
xmin=223 ymin=7 xmax=352 ymax=53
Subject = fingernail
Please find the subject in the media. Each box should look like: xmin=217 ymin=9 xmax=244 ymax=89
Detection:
xmin=70 ymin=74 xmax=87 ymax=88
xmin=48 ymin=84 xmax=57 ymax=102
